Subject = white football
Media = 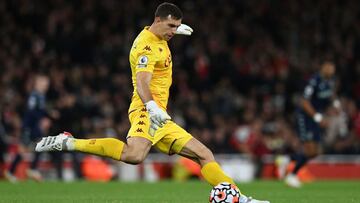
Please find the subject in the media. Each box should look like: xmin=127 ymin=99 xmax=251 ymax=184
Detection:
xmin=209 ymin=182 xmax=240 ymax=203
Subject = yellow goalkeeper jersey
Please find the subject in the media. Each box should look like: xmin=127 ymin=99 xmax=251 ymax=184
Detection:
xmin=129 ymin=26 xmax=172 ymax=112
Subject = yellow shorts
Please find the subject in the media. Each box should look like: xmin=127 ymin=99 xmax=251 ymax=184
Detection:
xmin=127 ymin=108 xmax=193 ymax=155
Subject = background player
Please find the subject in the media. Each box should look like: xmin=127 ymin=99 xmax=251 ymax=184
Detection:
xmin=35 ymin=2 xmax=269 ymax=203
xmin=5 ymin=74 xmax=51 ymax=182
xmin=285 ymin=60 xmax=339 ymax=187
xmin=0 ymin=114 xmax=8 ymax=179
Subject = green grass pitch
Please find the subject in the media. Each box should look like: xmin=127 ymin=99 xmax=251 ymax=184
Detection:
xmin=0 ymin=180 xmax=359 ymax=203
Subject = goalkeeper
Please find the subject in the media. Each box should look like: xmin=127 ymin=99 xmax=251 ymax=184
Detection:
xmin=35 ymin=2 xmax=268 ymax=203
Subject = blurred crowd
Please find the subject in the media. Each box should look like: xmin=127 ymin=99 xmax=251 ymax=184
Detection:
xmin=1 ymin=0 xmax=360 ymax=171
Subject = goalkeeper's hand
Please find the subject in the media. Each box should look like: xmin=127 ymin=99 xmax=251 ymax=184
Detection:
xmin=175 ymin=24 xmax=193 ymax=36
xmin=145 ymin=100 xmax=171 ymax=135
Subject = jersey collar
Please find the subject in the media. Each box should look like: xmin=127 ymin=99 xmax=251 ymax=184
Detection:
xmin=144 ymin=26 xmax=162 ymax=42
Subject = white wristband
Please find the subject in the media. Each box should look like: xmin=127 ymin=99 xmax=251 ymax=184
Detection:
xmin=333 ymin=99 xmax=341 ymax=108
xmin=313 ymin=113 xmax=323 ymax=123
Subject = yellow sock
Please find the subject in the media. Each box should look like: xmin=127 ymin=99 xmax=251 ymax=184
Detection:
xmin=201 ymin=161 xmax=236 ymax=186
xmin=74 ymin=138 xmax=124 ymax=160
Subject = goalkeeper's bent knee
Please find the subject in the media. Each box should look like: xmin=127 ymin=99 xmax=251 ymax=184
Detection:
xmin=74 ymin=138 xmax=124 ymax=160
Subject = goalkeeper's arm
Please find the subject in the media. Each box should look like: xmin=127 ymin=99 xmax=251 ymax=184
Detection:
xmin=136 ymin=72 xmax=171 ymax=132
xmin=136 ymin=71 xmax=153 ymax=107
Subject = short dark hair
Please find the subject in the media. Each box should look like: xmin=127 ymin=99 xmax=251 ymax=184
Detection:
xmin=155 ymin=2 xmax=182 ymax=20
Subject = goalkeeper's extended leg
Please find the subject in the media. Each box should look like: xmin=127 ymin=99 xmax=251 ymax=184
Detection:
xmin=35 ymin=132 xmax=152 ymax=164
xmin=178 ymin=138 xmax=270 ymax=203
xmin=35 ymin=132 xmax=124 ymax=159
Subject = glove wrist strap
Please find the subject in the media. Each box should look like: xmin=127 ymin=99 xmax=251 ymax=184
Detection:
xmin=145 ymin=100 xmax=158 ymax=111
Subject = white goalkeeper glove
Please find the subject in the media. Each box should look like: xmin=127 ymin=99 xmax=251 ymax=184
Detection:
xmin=175 ymin=24 xmax=193 ymax=36
xmin=145 ymin=100 xmax=171 ymax=136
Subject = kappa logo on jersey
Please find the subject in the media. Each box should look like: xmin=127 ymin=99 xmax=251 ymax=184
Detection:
xmin=143 ymin=46 xmax=152 ymax=51
xmin=137 ymin=121 xmax=146 ymax=125
xmin=135 ymin=128 xmax=144 ymax=133
xmin=137 ymin=55 xmax=148 ymax=68
xmin=89 ymin=139 xmax=96 ymax=145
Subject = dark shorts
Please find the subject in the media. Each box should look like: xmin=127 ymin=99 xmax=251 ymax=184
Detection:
xmin=296 ymin=112 xmax=323 ymax=142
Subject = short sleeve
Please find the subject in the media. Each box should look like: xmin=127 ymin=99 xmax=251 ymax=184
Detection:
xmin=27 ymin=94 xmax=38 ymax=110
xmin=303 ymin=78 xmax=317 ymax=99
xmin=135 ymin=45 xmax=157 ymax=74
